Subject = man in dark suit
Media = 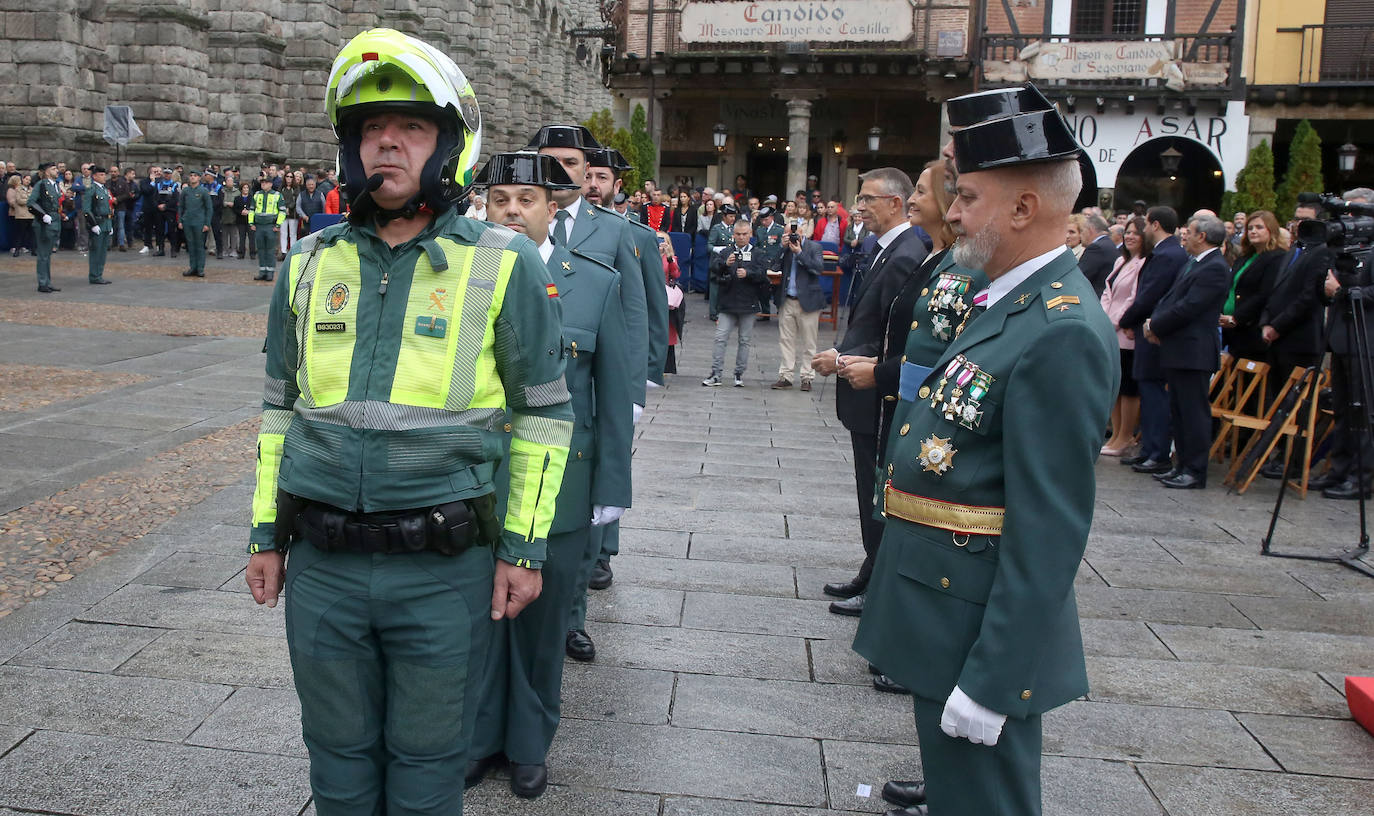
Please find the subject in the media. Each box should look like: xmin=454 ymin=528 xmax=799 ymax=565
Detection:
xmin=1144 ymin=215 xmax=1231 ymax=489
xmin=1119 ymin=206 xmax=1187 ymax=474
xmin=1315 ymin=231 xmax=1374 ymax=500
xmin=1260 ymin=206 xmax=1331 ymax=404
xmin=1077 ymin=214 xmax=1116 ymax=297
xmin=771 ymin=230 xmax=827 ymax=390
xmin=810 ymin=167 xmax=925 ymax=614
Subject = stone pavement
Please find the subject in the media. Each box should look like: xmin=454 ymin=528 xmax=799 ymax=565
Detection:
xmin=1 ymin=250 xmax=1373 ymax=815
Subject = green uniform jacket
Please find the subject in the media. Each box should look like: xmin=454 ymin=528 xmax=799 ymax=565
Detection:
xmin=547 ymin=244 xmax=635 ymax=533
xmin=853 ymin=249 xmax=1118 ymax=720
xmin=754 ymin=222 xmax=785 ymax=268
xmin=249 ymin=209 xmax=575 ymax=567
xmin=82 ymin=183 xmax=112 ymax=231
xmin=625 ymin=216 xmax=670 ymax=386
xmin=27 ymin=178 xmax=60 ymax=220
xmin=708 ymin=221 xmax=734 ymax=251
xmin=562 ymin=198 xmax=648 ymax=404
xmin=180 ymin=184 xmax=213 ymax=225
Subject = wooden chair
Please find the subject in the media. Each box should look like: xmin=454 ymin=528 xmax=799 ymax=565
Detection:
xmin=1209 ymin=358 xmax=1270 ymax=463
xmin=1223 ymin=366 xmax=1317 ymax=494
xmin=1209 ymin=353 xmax=1235 ymax=401
xmin=1284 ymin=367 xmax=1334 ymax=499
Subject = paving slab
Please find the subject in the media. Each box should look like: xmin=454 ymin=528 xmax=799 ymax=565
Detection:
xmin=1083 ymin=532 xmax=1180 ymax=562
xmin=117 ymin=629 xmax=293 ymax=687
xmin=610 ymin=553 xmax=796 ymax=597
xmin=7 ymin=621 xmax=162 ymax=672
xmin=561 ymin=663 xmax=674 ymax=726
xmin=1074 ymin=585 xmax=1256 ymax=628
xmin=1137 ymin=764 xmax=1374 ymax=816
xmin=820 ymin=738 xmax=922 ymax=814
xmin=464 ymin=784 xmax=661 ymax=816
xmin=621 ymin=506 xmax=786 ymax=537
xmin=0 ymin=599 xmax=88 ymax=664
xmin=0 ymin=726 xmax=29 ymax=756
xmin=590 ymin=621 xmax=811 ymax=681
xmin=1236 ymin=713 xmax=1374 ymax=779
xmin=1086 ymin=656 xmax=1349 ymax=717
xmin=1152 ymin=623 xmax=1374 ymax=674
xmin=617 ymin=526 xmax=690 ymax=559
xmin=1089 ymin=558 xmax=1319 ymax=598
xmin=1226 ymin=593 xmax=1374 ymax=636
xmin=547 ymin=719 xmax=826 ymax=806
xmin=80 ymin=583 xmax=285 ymax=637
xmin=587 ymin=584 xmax=685 ymax=627
xmin=681 ymin=591 xmax=857 ymax=640
xmin=0 ymin=664 xmax=231 ymax=741
xmin=132 ymin=551 xmax=248 ymax=589
xmin=1042 ymin=756 xmax=1166 ymax=816
xmin=186 ymin=686 xmax=306 ymax=757
xmin=808 ymin=636 xmax=873 ymax=686
xmin=1043 ymin=700 xmax=1276 ymax=769
xmin=662 ymin=798 xmax=854 ymax=816
xmin=1079 ymin=618 xmax=1176 ymax=660
xmin=689 ymin=532 xmax=865 ymax=570
xmin=673 ymin=674 xmax=914 ymax=744
xmin=0 ymin=729 xmax=311 ymax=816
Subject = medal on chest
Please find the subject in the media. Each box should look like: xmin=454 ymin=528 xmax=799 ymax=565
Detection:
xmin=927 ymin=273 xmax=972 ymax=340
xmin=930 ymin=355 xmax=994 ymax=430
xmin=918 ymin=435 xmax=958 ymax=475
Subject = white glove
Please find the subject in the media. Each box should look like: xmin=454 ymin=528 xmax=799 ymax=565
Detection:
xmin=42 ymin=214 xmax=52 ymax=224
xmin=646 ymin=379 xmax=660 ymax=389
xmin=91 ymin=225 xmax=101 ymax=235
xmin=632 ymin=403 xmax=644 ymax=424
xmin=940 ymin=686 xmax=1007 ymax=746
xmin=590 ymin=505 xmax=626 ymax=526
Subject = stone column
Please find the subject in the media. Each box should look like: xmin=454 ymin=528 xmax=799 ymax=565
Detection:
xmin=786 ymin=97 xmax=812 ymax=203
xmin=1248 ymin=113 xmax=1278 ymax=153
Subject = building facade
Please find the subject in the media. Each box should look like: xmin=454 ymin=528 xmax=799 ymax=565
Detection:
xmin=604 ymin=0 xmax=977 ymax=203
xmin=979 ymin=0 xmax=1246 ymax=215
xmin=0 ymin=0 xmax=612 ymax=171
xmin=1243 ymin=0 xmax=1373 ymax=194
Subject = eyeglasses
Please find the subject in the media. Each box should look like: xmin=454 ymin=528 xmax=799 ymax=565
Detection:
xmin=854 ymin=193 xmax=901 ymax=206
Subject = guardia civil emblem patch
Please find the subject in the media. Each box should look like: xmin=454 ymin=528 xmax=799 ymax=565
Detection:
xmin=325 ymin=282 xmax=350 ymax=314
xmin=919 ymin=435 xmax=957 ymax=475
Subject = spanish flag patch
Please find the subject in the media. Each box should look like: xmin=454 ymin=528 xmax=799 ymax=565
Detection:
xmin=546 ymin=283 xmax=559 ymax=298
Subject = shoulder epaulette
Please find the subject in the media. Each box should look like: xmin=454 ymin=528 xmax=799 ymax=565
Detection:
xmin=1042 ymin=281 xmax=1085 ymax=320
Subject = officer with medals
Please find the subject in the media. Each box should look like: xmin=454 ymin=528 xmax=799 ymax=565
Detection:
xmin=853 ymin=86 xmax=1118 ymax=816
xmin=754 ymin=206 xmax=785 ymax=317
xmin=27 ymin=162 xmax=62 ymax=292
xmin=577 ymin=145 xmax=669 ymax=624
xmin=178 ymin=169 xmax=214 ymax=278
xmin=466 ymin=152 xmax=635 ymax=799
xmin=707 ymin=203 xmax=740 ymax=320
xmin=243 ymin=29 xmax=574 ymax=815
xmin=82 ymin=165 xmax=114 ymax=285
xmin=249 ymin=174 xmax=285 ymax=280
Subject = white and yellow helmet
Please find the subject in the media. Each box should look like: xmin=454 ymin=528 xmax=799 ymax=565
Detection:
xmin=326 ymin=28 xmax=482 ymax=211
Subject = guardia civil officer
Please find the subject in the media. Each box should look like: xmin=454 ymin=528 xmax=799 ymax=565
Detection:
xmin=244 ymin=29 xmax=574 ymax=815
xmin=707 ymin=203 xmax=740 ymax=320
xmin=82 ymin=165 xmax=113 ymax=285
xmin=853 ymin=88 xmax=1118 ymax=816
xmin=467 ymin=152 xmax=634 ymax=798
xmin=249 ymin=175 xmax=284 ymax=280
xmin=179 ymin=169 xmax=214 ymax=278
xmin=153 ymin=167 xmax=179 ymax=256
xmin=26 ymin=162 xmax=62 ymax=292
xmin=754 ymin=206 xmax=785 ymax=317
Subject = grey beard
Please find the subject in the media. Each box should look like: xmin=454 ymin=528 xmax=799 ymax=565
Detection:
xmin=953 ymin=221 xmax=999 ymax=270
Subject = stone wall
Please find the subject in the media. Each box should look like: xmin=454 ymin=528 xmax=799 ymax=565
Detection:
xmin=0 ymin=0 xmax=612 ymax=171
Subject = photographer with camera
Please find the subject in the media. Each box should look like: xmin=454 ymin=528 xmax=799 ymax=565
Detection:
xmin=704 ymin=220 xmax=770 ymax=387
xmin=770 ymin=218 xmax=826 ymax=391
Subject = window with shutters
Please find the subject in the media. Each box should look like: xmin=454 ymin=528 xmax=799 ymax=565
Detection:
xmin=1072 ymin=0 xmax=1145 ymax=37
xmin=1318 ymin=0 xmax=1374 ymax=83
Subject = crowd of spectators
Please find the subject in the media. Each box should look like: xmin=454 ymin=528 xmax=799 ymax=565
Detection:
xmin=0 ymin=159 xmax=343 ymax=264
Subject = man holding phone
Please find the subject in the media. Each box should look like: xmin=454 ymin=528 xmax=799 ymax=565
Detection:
xmin=771 ymin=221 xmax=825 ymax=391
xmin=705 ymin=221 xmax=770 ymax=386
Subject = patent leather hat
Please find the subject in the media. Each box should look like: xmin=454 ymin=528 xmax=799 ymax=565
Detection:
xmin=945 ymin=84 xmax=1055 ymax=129
xmin=952 ymin=108 xmax=1084 ymax=174
xmin=524 ymin=125 xmax=602 ymax=152
xmin=472 ymin=152 xmax=581 ymax=190
xmin=586 ymin=147 xmax=632 ymax=171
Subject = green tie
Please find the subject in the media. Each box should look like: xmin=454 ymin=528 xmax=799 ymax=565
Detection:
xmin=1178 ymin=258 xmax=1197 ymax=280
xmin=555 ymin=209 xmax=570 ymax=245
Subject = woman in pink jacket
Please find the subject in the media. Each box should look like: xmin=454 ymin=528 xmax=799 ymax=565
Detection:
xmin=1100 ymin=215 xmax=1150 ymax=455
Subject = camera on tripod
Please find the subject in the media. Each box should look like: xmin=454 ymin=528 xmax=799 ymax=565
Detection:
xmin=1296 ymin=193 xmax=1374 ymax=258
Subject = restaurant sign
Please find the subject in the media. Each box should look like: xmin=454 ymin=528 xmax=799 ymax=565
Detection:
xmin=983 ymin=40 xmax=1228 ymax=90
xmin=679 ymin=1 xmax=914 ymax=43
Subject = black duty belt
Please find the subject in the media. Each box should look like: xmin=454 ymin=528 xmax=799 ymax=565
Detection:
xmin=295 ymin=496 xmax=491 ymax=556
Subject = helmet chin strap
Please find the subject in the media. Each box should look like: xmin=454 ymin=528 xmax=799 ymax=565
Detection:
xmin=347 ymin=173 xmax=429 ymax=227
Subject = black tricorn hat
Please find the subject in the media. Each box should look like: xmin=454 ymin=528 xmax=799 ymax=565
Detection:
xmin=524 ymin=125 xmax=602 ymax=152
xmin=587 ymin=147 xmax=632 ymax=172
xmin=757 ymin=206 xmax=776 ymax=219
xmin=613 ymin=191 xmax=629 ymax=205
xmin=90 ymin=165 xmax=108 ymax=175
xmin=720 ymin=203 xmax=738 ymax=215
xmin=472 ymin=152 xmax=581 ymax=191
xmin=952 ymin=109 xmax=1083 ymax=174
xmin=946 ymin=84 xmax=1055 ymax=129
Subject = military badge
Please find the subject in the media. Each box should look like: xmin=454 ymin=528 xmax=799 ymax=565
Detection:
xmin=918 ymin=435 xmax=957 ymax=475
xmin=959 ymin=370 xmax=994 ymax=429
xmin=325 ymin=282 xmax=350 ymax=314
xmin=928 ymin=272 xmax=972 ymax=315
xmin=429 ymin=288 xmax=448 ymax=310
xmin=930 ymin=313 xmax=951 ymax=342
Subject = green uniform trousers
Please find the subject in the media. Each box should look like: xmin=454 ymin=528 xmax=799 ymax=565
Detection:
xmin=911 ymin=695 xmax=1042 ymax=816
xmin=34 ymin=222 xmax=59 ymax=288
xmin=569 ymin=522 xmax=612 ymax=632
xmin=254 ymin=226 xmax=278 ymax=279
xmin=473 ymin=526 xmax=588 ymax=764
xmin=87 ymin=230 xmax=108 ymax=282
xmin=184 ymin=222 xmax=208 ymax=273
xmin=284 ymin=538 xmax=495 ymax=816
xmin=709 ymin=278 xmax=720 ymax=320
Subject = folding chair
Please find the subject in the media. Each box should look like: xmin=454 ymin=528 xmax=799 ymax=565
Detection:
xmin=1209 ymin=358 xmax=1270 ymax=463
xmin=1224 ymin=366 xmax=1316 ymax=494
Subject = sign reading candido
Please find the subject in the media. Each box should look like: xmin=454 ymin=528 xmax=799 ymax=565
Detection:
xmin=679 ymin=1 xmax=913 ymax=43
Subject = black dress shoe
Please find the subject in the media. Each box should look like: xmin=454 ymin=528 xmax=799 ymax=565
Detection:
xmin=1119 ymin=454 xmax=1147 ymax=466
xmin=1152 ymin=468 xmax=1181 ymax=482
xmin=884 ymin=805 xmax=928 ymax=816
xmin=181 ymin=269 xmax=197 ymax=277
xmin=89 ymin=279 xmax=111 ymax=284
xmin=1131 ymin=458 xmax=1172 ymax=474
xmin=872 ymin=673 xmax=910 ymax=695
xmin=155 ymin=250 xmax=165 ymax=256
xmin=510 ymin=762 xmax=548 ymax=799
xmin=465 ymin=752 xmax=505 ymax=789
xmin=565 ymin=629 xmax=596 ymax=661
xmin=868 ymin=663 xmax=881 ymax=675
xmin=1260 ymin=461 xmax=1287 ymax=479
xmin=882 ymin=780 xmax=927 ymax=808
xmin=37 ymin=285 xmax=60 ymax=293
xmin=1306 ymin=472 xmax=1343 ymax=490
xmin=588 ymin=558 xmax=613 ymax=590
xmin=823 ymin=579 xmax=865 ymax=599
xmin=1161 ymin=473 xmax=1204 ymax=489
xmin=1323 ymin=479 xmax=1372 ymax=500
xmin=829 ymin=593 xmax=864 ymax=616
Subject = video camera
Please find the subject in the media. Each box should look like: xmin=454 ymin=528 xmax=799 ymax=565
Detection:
xmin=1296 ymin=193 xmax=1374 ymax=254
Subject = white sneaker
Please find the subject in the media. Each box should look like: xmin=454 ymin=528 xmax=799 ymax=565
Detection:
xmin=733 ymin=376 xmax=744 ymax=387
xmin=701 ymin=375 xmax=721 ymax=387
xmin=139 ymin=246 xmax=149 ymax=254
